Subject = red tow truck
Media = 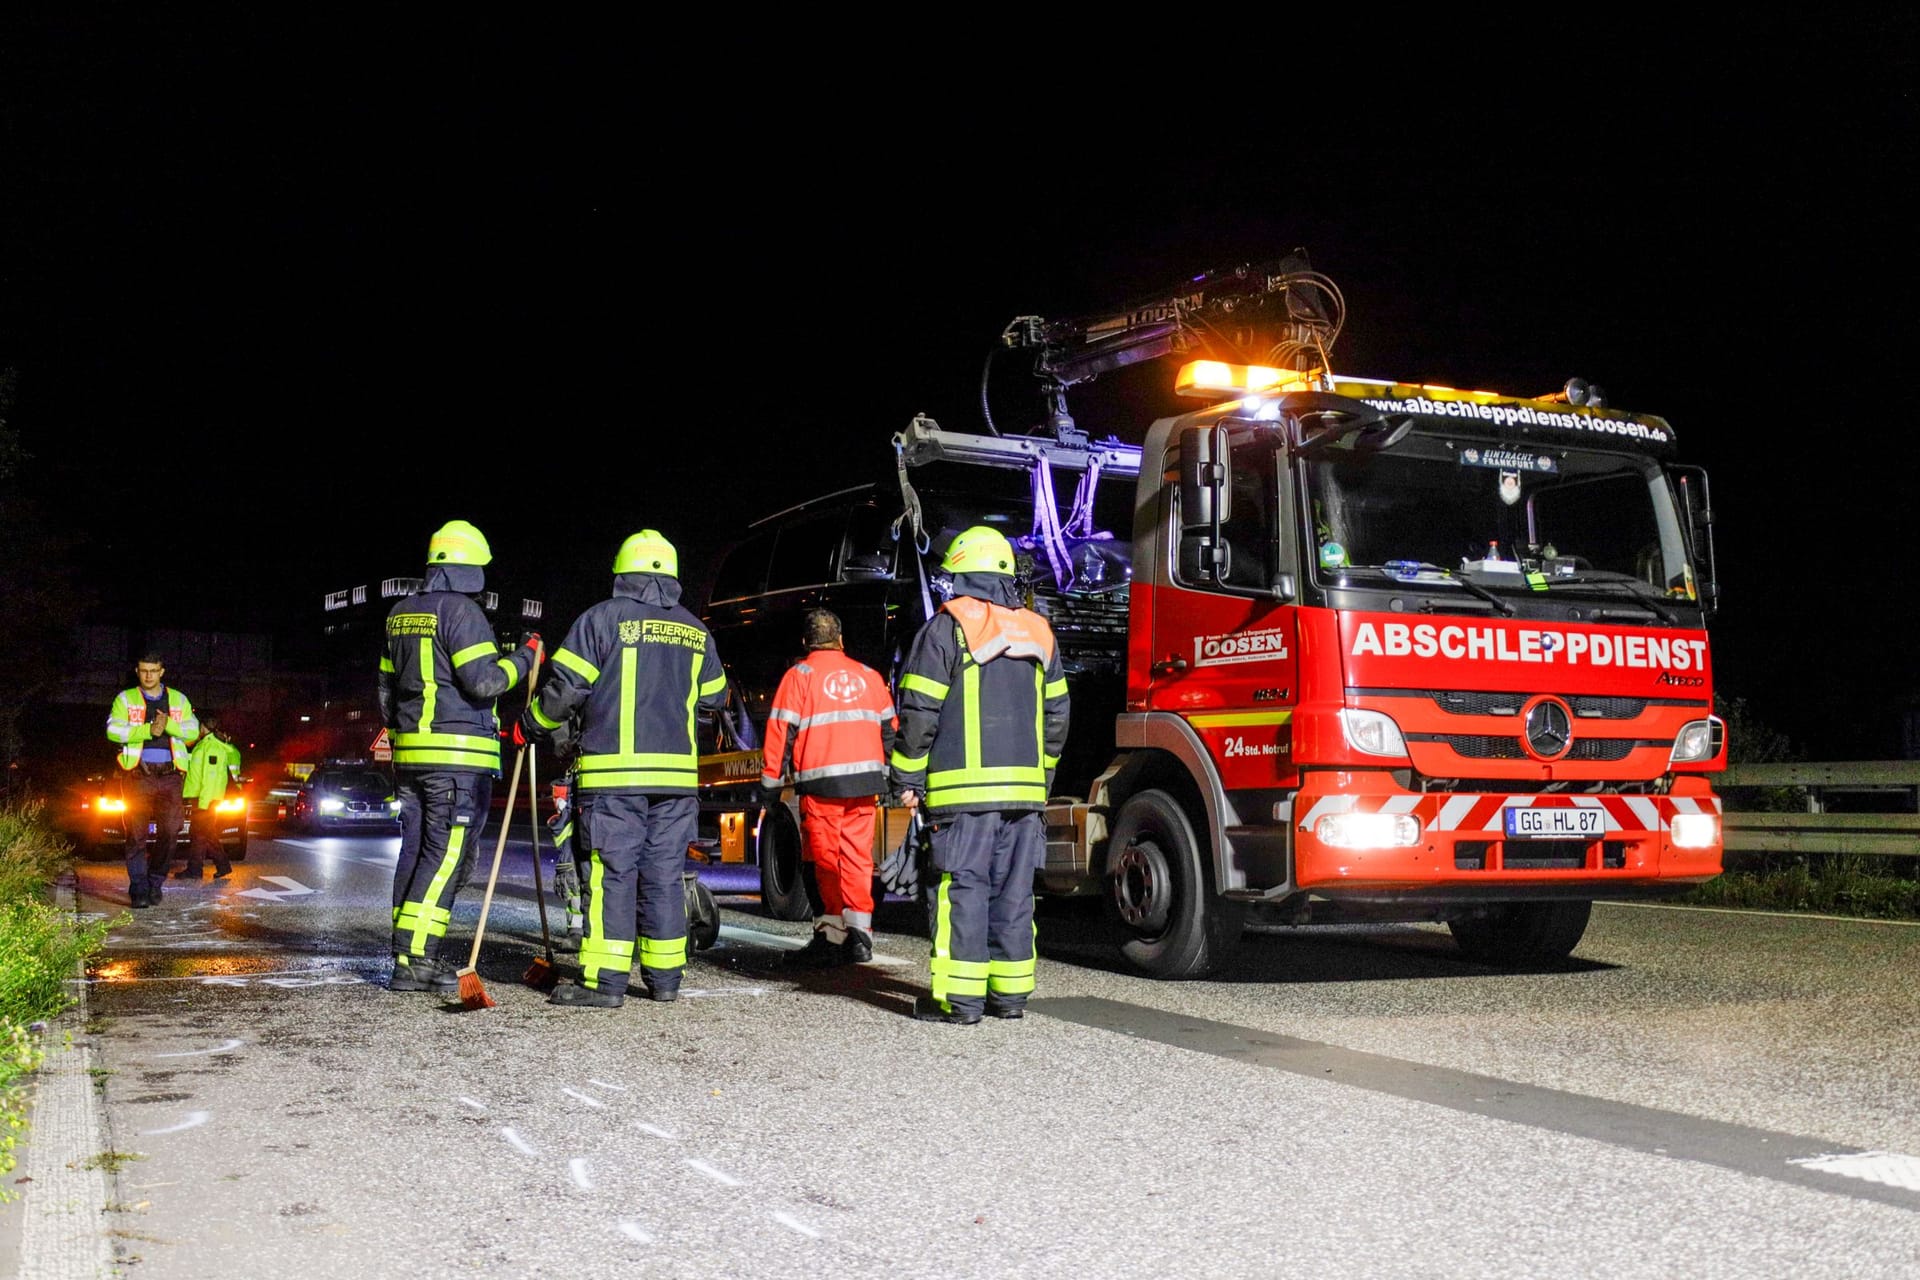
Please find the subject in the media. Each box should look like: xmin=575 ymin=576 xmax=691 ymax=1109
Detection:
xmin=697 ymin=252 xmax=1725 ymax=976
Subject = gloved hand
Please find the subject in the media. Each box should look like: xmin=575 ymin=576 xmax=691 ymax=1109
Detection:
xmin=760 ymin=781 xmax=784 ymax=804
xmin=149 ymin=711 xmax=167 ymax=737
xmin=521 ymin=631 xmax=543 ymax=654
xmin=516 ymin=705 xmax=552 ymax=748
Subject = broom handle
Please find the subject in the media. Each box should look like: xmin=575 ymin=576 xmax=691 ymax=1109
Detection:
xmin=528 ymin=740 xmax=554 ymax=952
xmin=465 ymin=729 xmax=527 ymax=971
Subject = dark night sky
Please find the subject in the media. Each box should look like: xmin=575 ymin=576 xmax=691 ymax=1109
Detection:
xmin=3 ymin=15 xmax=1917 ymax=760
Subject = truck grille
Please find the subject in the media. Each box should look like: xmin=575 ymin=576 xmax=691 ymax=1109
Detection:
xmin=1427 ymin=690 xmax=1646 ymax=719
xmin=1420 ymin=735 xmax=1643 ymax=762
xmin=1033 ymin=586 xmax=1129 ymax=674
xmin=1454 ymin=840 xmax=1629 ymax=870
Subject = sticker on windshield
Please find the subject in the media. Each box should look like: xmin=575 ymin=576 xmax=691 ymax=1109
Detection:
xmin=1459 ymin=447 xmax=1557 ymax=473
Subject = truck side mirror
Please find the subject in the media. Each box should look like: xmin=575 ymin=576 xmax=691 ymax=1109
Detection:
xmin=1179 ymin=425 xmax=1231 ymax=529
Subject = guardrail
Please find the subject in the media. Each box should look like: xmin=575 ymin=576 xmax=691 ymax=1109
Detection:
xmin=1716 ymin=761 xmax=1920 ymax=858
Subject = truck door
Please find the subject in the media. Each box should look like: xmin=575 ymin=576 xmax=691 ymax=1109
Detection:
xmin=1150 ymin=422 xmax=1302 ymax=786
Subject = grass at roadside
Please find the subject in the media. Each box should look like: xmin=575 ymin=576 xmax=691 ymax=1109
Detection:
xmin=1674 ymin=850 xmax=1920 ymax=919
xmin=0 ymin=798 xmax=121 ymax=1202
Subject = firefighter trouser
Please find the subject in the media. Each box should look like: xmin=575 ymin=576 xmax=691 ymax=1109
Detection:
xmin=182 ymin=806 xmax=231 ymax=876
xmin=125 ymin=768 xmax=184 ymax=896
xmin=925 ymin=809 xmax=1042 ymax=1016
xmin=575 ymin=792 xmax=695 ymax=999
xmin=800 ymin=794 xmax=877 ymax=941
xmin=391 ymin=771 xmax=494 ymax=964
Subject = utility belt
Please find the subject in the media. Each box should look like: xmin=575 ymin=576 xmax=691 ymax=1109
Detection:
xmin=138 ymin=761 xmax=178 ymax=777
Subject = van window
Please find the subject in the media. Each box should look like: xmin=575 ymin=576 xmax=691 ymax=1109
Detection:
xmin=766 ymin=512 xmax=844 ymax=592
xmin=710 ymin=532 xmax=775 ymax=603
xmin=841 ymin=504 xmax=897 ymax=580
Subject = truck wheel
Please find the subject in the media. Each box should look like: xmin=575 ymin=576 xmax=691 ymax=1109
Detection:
xmin=1104 ymin=789 xmax=1245 ymax=979
xmin=1448 ymin=900 xmax=1592 ymax=965
xmin=687 ymin=877 xmax=720 ymax=951
xmin=756 ymin=805 xmax=813 ymax=922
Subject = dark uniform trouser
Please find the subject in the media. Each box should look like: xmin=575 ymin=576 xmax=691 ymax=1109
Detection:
xmin=125 ymin=768 xmax=185 ymax=897
xmin=927 ymin=809 xmax=1043 ymax=1016
xmin=182 ymin=806 xmax=232 ymax=875
xmin=391 ymin=771 xmax=495 ymax=964
xmin=576 ymin=792 xmax=694 ymax=999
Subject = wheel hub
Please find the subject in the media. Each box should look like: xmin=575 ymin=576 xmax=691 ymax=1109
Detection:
xmin=1109 ymin=837 xmax=1171 ymax=933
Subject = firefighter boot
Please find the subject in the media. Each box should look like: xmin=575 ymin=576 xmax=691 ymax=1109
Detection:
xmin=913 ymin=995 xmax=982 ymax=1026
xmin=389 ymin=954 xmax=458 ymax=994
xmin=843 ymin=928 xmax=873 ymax=964
xmin=784 ymin=929 xmax=846 ymax=969
xmin=984 ymin=999 xmax=1026 ymax=1020
xmin=548 ymin=982 xmax=624 ymax=1008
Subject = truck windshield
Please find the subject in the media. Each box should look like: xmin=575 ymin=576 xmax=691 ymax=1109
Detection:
xmin=1302 ymin=434 xmax=1697 ymax=601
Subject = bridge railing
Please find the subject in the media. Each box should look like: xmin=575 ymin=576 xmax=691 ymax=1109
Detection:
xmin=1715 ymin=761 xmax=1920 ymax=858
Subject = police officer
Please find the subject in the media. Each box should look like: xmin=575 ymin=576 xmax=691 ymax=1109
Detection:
xmin=520 ymin=530 xmax=727 ymax=1008
xmin=889 ymin=527 xmax=1070 ymax=1024
xmin=105 ymin=652 xmax=201 ymax=907
xmin=379 ymin=520 xmax=541 ymax=993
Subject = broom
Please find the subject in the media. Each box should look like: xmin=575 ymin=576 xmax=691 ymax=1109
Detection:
xmin=521 ymin=738 xmax=561 ymax=992
xmin=455 ymin=722 xmax=530 ymax=1010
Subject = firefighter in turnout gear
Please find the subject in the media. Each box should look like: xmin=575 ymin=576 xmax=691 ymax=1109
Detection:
xmin=379 ymin=520 xmax=541 ymax=993
xmin=519 ymin=530 xmax=728 ymax=1008
xmin=761 ymin=608 xmax=897 ymax=968
xmin=889 ymin=527 xmax=1070 ymax=1024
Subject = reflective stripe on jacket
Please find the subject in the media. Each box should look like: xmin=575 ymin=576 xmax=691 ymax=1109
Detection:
xmin=106 ymin=686 xmax=199 ymax=772
xmin=528 ymin=571 xmax=727 ymax=795
xmin=888 ymin=597 xmax=1070 ymax=816
xmin=183 ymin=733 xmax=243 ymax=809
xmin=761 ymin=648 xmax=897 ymax=799
xmin=377 ymin=575 xmax=533 ymax=774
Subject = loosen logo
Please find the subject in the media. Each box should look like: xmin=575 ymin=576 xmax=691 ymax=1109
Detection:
xmin=1194 ymin=627 xmax=1291 ymax=668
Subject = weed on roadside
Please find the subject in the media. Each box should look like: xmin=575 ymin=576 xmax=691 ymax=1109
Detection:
xmin=81 ymin=1149 xmax=143 ymax=1174
xmin=1679 ymin=851 xmax=1920 ymax=918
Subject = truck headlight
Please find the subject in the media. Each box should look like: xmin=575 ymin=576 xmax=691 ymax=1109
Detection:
xmin=1670 ymin=812 xmax=1718 ymax=848
xmin=1339 ymin=709 xmax=1408 ymax=758
xmin=1315 ymin=811 xmax=1423 ymax=849
xmin=1669 ymin=717 xmax=1724 ymax=764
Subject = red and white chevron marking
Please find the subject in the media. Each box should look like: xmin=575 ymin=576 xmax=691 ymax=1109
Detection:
xmin=1295 ymin=792 xmax=1722 ymax=834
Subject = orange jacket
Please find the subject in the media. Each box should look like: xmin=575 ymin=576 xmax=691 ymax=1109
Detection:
xmin=761 ymin=648 xmax=897 ymax=800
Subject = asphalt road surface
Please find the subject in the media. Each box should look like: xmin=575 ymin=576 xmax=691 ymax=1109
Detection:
xmin=10 ymin=823 xmax=1920 ymax=1279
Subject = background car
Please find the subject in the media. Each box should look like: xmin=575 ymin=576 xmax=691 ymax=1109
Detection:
xmin=289 ymin=762 xmax=401 ymax=834
xmin=59 ymin=772 xmax=249 ymax=863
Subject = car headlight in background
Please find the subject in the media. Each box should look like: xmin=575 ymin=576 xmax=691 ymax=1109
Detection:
xmin=96 ymin=796 xmax=127 ymax=813
xmin=318 ymin=798 xmax=345 ymax=813
xmin=215 ymin=797 xmax=245 ymax=814
xmin=388 ymin=800 xmax=402 ymax=813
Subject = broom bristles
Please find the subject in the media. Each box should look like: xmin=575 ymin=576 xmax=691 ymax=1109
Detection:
xmin=457 ymin=967 xmax=495 ymax=1010
xmin=523 ymin=957 xmax=558 ymax=992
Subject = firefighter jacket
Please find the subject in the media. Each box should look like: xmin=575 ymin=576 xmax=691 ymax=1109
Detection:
xmin=377 ymin=564 xmax=535 ymax=774
xmin=761 ymin=648 xmax=897 ymax=800
xmin=183 ymin=731 xmax=243 ymax=810
xmin=107 ymin=686 xmax=199 ymax=772
xmin=527 ymin=571 xmax=727 ymax=796
xmin=889 ymin=572 xmax=1071 ymax=816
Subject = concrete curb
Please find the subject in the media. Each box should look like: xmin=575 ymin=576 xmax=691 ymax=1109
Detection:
xmin=8 ymin=871 xmax=114 ymax=1280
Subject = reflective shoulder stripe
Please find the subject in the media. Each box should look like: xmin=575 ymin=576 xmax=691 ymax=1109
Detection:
xmin=553 ymin=647 xmax=600 ymax=683
xmin=699 ymin=673 xmax=727 ymax=696
xmin=901 ymin=673 xmax=949 ymax=700
xmin=769 ymin=709 xmax=802 ymax=725
xmin=451 ymin=641 xmax=499 ymax=668
xmin=1045 ymin=678 xmax=1068 ymax=699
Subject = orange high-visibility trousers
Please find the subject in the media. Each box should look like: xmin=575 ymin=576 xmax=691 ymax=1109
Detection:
xmin=799 ymin=794 xmax=877 ymax=930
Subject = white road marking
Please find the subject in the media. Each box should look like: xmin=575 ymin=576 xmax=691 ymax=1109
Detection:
xmin=501 ymin=1127 xmax=538 ymax=1156
xmin=618 ymin=1221 xmax=653 ymax=1244
xmin=678 ymin=987 xmax=771 ymax=999
xmin=1789 ymin=1150 xmax=1920 ymax=1190
xmin=587 ymin=1078 xmax=628 ymax=1092
xmin=152 ymin=1038 xmax=243 ymax=1058
xmin=683 ymin=1158 xmax=740 ymax=1186
xmin=1601 ymin=900 xmax=1920 ymax=928
xmin=83 ymin=965 xmax=371 ymax=986
xmin=562 ymin=1087 xmax=608 ymax=1109
xmin=772 ymin=1211 xmax=820 ymax=1238
xmin=458 ymin=1097 xmax=487 ymax=1111
xmin=569 ymin=1158 xmax=594 ymax=1190
xmin=139 ymin=1111 xmax=210 ymax=1135
xmin=635 ymin=1123 xmax=676 ymax=1140
xmin=716 ymin=925 xmax=805 ymax=950
xmin=256 ymin=975 xmax=365 ymax=989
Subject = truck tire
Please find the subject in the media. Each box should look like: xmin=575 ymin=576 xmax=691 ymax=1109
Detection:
xmin=756 ymin=805 xmax=814 ymax=922
xmin=1448 ymin=900 xmax=1592 ymax=966
xmin=686 ymin=876 xmax=720 ymax=951
xmin=1103 ymin=789 xmax=1245 ymax=979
